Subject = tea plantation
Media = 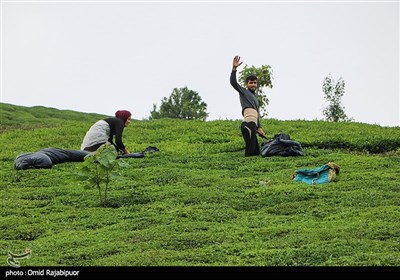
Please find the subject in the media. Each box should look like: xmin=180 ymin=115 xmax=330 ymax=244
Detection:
xmin=1 ymin=103 xmax=399 ymax=266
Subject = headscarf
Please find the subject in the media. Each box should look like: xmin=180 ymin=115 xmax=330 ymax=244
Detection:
xmin=115 ymin=110 xmax=131 ymax=123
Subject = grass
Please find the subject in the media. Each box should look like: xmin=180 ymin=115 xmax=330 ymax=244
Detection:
xmin=0 ymin=103 xmax=400 ymax=267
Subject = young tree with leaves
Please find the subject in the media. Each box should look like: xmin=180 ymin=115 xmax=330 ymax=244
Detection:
xmin=77 ymin=144 xmax=129 ymax=207
xmin=322 ymin=74 xmax=351 ymax=122
xmin=149 ymin=87 xmax=208 ymax=121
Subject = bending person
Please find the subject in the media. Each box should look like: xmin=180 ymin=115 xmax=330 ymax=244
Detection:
xmin=230 ymin=56 xmax=266 ymax=156
xmin=81 ymin=110 xmax=131 ymax=155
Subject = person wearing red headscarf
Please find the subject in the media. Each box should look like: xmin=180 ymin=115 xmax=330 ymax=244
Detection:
xmin=81 ymin=110 xmax=131 ymax=154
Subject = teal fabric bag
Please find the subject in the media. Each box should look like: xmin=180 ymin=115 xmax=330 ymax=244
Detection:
xmin=292 ymin=162 xmax=340 ymax=185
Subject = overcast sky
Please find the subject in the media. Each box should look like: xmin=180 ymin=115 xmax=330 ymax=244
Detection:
xmin=1 ymin=0 xmax=399 ymax=127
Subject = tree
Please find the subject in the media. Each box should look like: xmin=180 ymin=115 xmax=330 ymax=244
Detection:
xmin=239 ymin=64 xmax=273 ymax=117
xmin=150 ymin=86 xmax=208 ymax=120
xmin=322 ymin=74 xmax=351 ymax=122
xmin=76 ymin=144 xmax=129 ymax=207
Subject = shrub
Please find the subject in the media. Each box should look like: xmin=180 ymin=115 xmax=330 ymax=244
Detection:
xmin=76 ymin=144 xmax=129 ymax=207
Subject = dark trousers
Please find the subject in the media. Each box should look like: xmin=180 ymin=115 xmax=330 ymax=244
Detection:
xmin=241 ymin=121 xmax=260 ymax=157
xmin=83 ymin=142 xmax=106 ymax=152
xmin=84 ymin=142 xmax=121 ymax=154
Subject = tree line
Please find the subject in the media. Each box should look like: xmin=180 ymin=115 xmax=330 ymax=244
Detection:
xmin=149 ymin=64 xmax=350 ymax=122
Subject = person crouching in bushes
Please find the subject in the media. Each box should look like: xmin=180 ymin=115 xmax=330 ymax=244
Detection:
xmin=81 ymin=110 xmax=131 ymax=155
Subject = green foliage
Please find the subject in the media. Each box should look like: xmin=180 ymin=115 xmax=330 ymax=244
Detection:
xmin=149 ymin=87 xmax=208 ymax=120
xmin=239 ymin=64 xmax=273 ymax=117
xmin=322 ymin=74 xmax=351 ymax=122
xmin=76 ymin=144 xmax=129 ymax=207
xmin=1 ymin=104 xmax=400 ymax=266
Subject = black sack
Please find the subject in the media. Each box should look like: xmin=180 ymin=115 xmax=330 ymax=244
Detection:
xmin=261 ymin=133 xmax=304 ymax=157
xmin=14 ymin=148 xmax=89 ymax=170
xmin=116 ymin=146 xmax=159 ymax=159
xmin=143 ymin=146 xmax=160 ymax=153
xmin=14 ymin=152 xmax=53 ymax=170
xmin=40 ymin=148 xmax=89 ymax=164
xmin=117 ymin=152 xmax=145 ymax=159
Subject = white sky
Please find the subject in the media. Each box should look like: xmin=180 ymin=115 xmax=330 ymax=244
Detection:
xmin=1 ymin=0 xmax=399 ymax=127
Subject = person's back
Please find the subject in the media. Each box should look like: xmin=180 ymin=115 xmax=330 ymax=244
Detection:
xmin=80 ymin=119 xmax=110 ymax=152
xmin=81 ymin=110 xmax=132 ymax=154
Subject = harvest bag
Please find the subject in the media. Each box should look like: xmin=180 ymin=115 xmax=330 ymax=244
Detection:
xmin=14 ymin=148 xmax=89 ymax=170
xmin=261 ymin=133 xmax=304 ymax=157
xmin=292 ymin=162 xmax=340 ymax=185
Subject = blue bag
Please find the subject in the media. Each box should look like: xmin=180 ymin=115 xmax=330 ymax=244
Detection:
xmin=292 ymin=162 xmax=340 ymax=185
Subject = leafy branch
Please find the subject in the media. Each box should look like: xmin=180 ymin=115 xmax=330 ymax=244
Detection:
xmin=76 ymin=144 xmax=129 ymax=207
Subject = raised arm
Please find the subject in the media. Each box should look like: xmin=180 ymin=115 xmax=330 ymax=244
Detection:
xmin=230 ymin=56 xmax=244 ymax=92
xmin=232 ymin=55 xmax=243 ymax=71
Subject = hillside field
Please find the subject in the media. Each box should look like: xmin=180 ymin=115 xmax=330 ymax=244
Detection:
xmin=1 ymin=103 xmax=400 ymax=267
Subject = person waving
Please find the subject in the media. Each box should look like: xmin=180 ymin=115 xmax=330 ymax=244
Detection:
xmin=230 ymin=56 xmax=266 ymax=156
